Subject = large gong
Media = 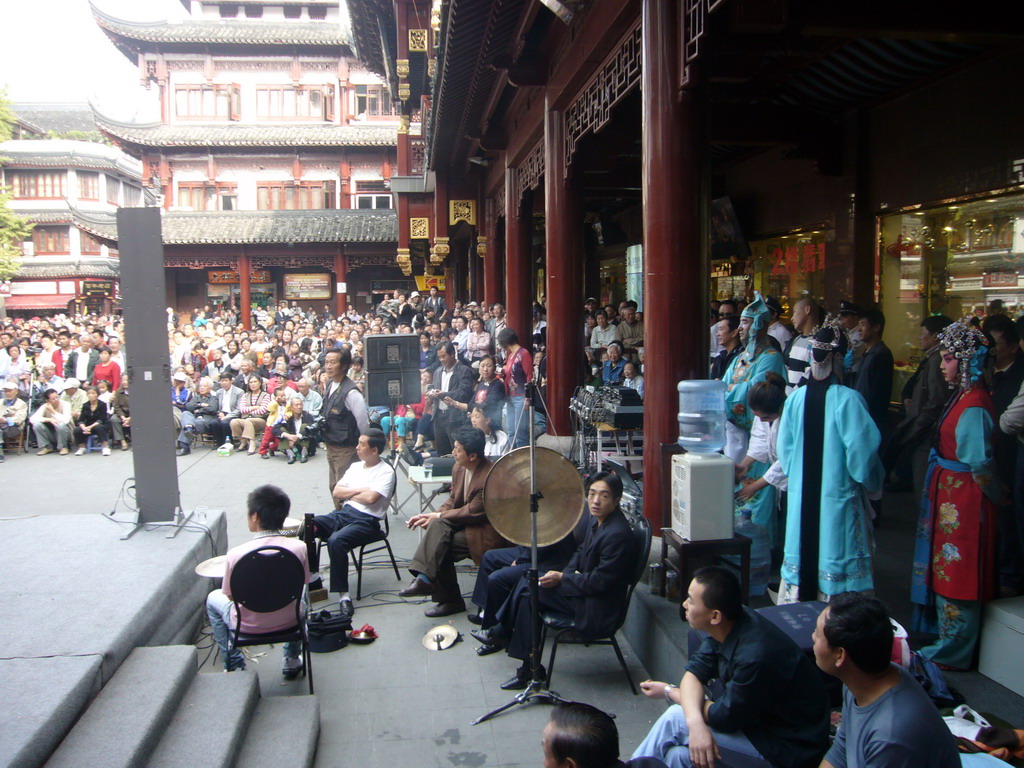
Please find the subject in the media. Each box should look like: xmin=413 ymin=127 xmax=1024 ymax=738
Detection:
xmin=483 ymin=447 xmax=585 ymax=547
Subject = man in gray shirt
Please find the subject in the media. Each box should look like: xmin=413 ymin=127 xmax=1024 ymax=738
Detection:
xmin=813 ymin=593 xmax=960 ymax=768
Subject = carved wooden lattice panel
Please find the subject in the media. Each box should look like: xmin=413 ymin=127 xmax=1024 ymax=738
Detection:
xmin=252 ymin=254 xmax=335 ymax=269
xmin=166 ymin=256 xmax=237 ymax=270
xmin=515 ymin=140 xmax=544 ymax=202
xmin=564 ymin=22 xmax=641 ymax=170
xmin=410 ymin=138 xmax=426 ymax=176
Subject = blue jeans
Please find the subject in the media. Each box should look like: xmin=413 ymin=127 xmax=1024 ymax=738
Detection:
xmin=632 ymin=705 xmax=769 ymax=768
xmin=505 ymin=395 xmax=527 ymax=449
xmin=380 ymin=415 xmax=416 ymax=437
xmin=206 ymin=588 xmax=300 ymax=671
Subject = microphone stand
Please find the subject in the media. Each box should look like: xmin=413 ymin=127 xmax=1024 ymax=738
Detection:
xmin=472 ymin=382 xmax=571 ymax=725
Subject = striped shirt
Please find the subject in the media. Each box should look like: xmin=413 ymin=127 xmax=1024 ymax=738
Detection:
xmin=784 ymin=335 xmax=814 ymax=393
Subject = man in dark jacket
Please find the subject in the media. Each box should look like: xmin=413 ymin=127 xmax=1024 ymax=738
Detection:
xmin=633 ymin=566 xmax=829 ymax=768
xmin=429 ymin=342 xmax=475 ymax=456
xmin=486 ymin=471 xmax=636 ymax=690
xmin=885 ymin=315 xmax=953 ymax=495
xmin=984 ymin=314 xmax=1024 ymax=593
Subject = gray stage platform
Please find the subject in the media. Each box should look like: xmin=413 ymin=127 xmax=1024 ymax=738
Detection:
xmin=0 ymin=511 xmax=226 ymax=768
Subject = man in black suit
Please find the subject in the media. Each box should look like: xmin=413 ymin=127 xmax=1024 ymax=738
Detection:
xmin=429 ymin=342 xmax=474 ymax=456
xmin=273 ymin=396 xmax=315 ymax=463
xmin=482 ymin=471 xmax=636 ymax=690
xmin=424 ymin=285 xmax=448 ymax=322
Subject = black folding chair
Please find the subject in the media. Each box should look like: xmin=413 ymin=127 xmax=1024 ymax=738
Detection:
xmin=229 ymin=545 xmax=313 ymax=694
xmin=541 ymin=516 xmax=652 ymax=695
xmin=317 ymin=459 xmax=402 ymax=599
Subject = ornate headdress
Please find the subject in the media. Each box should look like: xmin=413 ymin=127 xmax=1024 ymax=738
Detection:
xmin=937 ymin=321 xmax=988 ymax=388
xmin=740 ymin=292 xmax=770 ymax=356
xmin=808 ymin=313 xmax=847 ymax=381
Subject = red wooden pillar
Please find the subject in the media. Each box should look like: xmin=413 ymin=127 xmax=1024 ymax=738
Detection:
xmin=238 ymin=248 xmax=252 ymax=330
xmin=483 ymin=199 xmax=500 ymax=307
xmin=335 ymin=247 xmax=347 ymax=318
xmin=641 ymin=0 xmax=702 ymax=529
xmin=545 ymin=101 xmax=581 ymax=435
xmin=504 ymin=167 xmax=530 ymax=339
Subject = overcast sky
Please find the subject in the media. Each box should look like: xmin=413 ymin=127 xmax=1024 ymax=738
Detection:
xmin=0 ymin=0 xmax=185 ymax=120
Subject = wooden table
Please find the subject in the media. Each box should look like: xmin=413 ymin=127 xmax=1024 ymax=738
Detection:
xmin=660 ymin=528 xmax=752 ymax=617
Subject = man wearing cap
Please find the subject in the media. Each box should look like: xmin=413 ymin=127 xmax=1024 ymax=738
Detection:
xmin=1 ymin=380 xmax=27 ymax=461
xmin=723 ymin=293 xmax=788 ymax=545
xmin=838 ymin=301 xmax=864 ymax=379
xmin=60 ymin=379 xmax=86 ymax=422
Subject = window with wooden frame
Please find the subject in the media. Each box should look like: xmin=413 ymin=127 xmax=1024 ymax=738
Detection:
xmin=255 ymin=84 xmax=335 ymax=121
xmin=10 ymin=171 xmax=65 ymax=199
xmin=283 ymin=5 xmax=301 ymax=18
xmin=354 ymin=84 xmax=396 ymax=118
xmin=354 ymin=179 xmax=392 ymax=209
xmin=219 ymin=3 xmax=239 ymax=17
xmin=78 ymin=171 xmax=99 ymax=201
xmin=257 ymin=181 xmax=336 ymax=210
xmin=123 ymin=184 xmax=142 ymax=207
xmin=106 ymin=175 xmax=120 ymax=205
xmin=80 ymin=231 xmax=103 ymax=254
xmin=32 ymin=226 xmax=70 ymax=254
xmin=174 ymin=84 xmax=242 ymax=120
xmin=177 ymin=182 xmax=238 ymax=211
xmin=308 ymin=5 xmax=327 ymax=19
xmin=244 ymin=4 xmax=262 ymax=17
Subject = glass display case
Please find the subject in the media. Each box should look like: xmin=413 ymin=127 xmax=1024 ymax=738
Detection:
xmin=879 ymin=191 xmax=1024 ymax=370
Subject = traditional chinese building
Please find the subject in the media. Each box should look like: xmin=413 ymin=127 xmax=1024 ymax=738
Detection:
xmin=348 ymin=0 xmax=1024 ymax=530
xmin=90 ymin=0 xmax=404 ymax=321
xmin=0 ymin=137 xmax=145 ymax=315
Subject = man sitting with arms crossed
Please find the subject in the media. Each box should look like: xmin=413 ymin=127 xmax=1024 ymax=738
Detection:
xmin=311 ymin=429 xmax=395 ymax=617
xmin=206 ymin=484 xmax=310 ymax=679
xmin=813 ymin=592 xmax=960 ymax=768
xmin=399 ymin=427 xmax=507 ymax=618
xmin=633 ymin=566 xmax=829 ymax=768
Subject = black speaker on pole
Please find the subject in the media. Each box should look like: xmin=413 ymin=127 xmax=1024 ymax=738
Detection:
xmin=365 ymin=370 xmax=422 ymax=408
xmin=364 ymin=333 xmax=419 ymax=371
xmin=363 ymin=333 xmax=420 ymax=408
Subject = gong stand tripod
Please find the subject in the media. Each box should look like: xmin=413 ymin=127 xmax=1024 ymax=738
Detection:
xmin=472 ymin=383 xmax=582 ymax=725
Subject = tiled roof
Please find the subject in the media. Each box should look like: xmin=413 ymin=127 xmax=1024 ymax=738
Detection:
xmin=93 ymin=114 xmax=396 ymax=148
xmin=11 ymin=103 xmax=98 ymax=136
xmin=91 ymin=4 xmax=350 ymax=48
xmin=0 ymin=139 xmax=143 ymax=178
xmin=17 ymin=262 xmax=120 ymax=279
xmin=72 ymin=209 xmax=398 ymax=245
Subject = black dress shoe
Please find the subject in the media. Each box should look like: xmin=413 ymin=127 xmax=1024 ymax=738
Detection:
xmin=424 ymin=601 xmax=466 ymax=618
xmin=470 ymin=628 xmax=499 ymax=645
xmin=500 ymin=665 xmax=544 ymax=691
xmin=467 ymin=612 xmax=483 ymax=626
xmin=476 ymin=642 xmax=503 ymax=657
xmin=398 ymin=578 xmax=434 ymax=598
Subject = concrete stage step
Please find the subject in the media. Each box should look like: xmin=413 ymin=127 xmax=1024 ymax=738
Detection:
xmin=146 ymin=671 xmax=260 ymax=768
xmin=234 ymin=696 xmax=320 ymax=768
xmin=44 ymin=646 xmax=198 ymax=768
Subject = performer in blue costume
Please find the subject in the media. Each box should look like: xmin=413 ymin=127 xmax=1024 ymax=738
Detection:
xmin=723 ymin=293 xmax=787 ymax=537
xmin=776 ymin=318 xmax=885 ymax=602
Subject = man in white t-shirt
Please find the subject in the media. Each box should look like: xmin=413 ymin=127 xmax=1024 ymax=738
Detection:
xmin=311 ymin=428 xmax=396 ymax=616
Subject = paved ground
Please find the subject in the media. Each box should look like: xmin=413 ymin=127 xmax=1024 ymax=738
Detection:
xmin=3 ymin=443 xmax=667 ymax=768
xmin=7 ymin=441 xmax=1023 ymax=766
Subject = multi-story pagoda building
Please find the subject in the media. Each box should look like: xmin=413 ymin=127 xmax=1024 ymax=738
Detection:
xmin=0 ymin=135 xmax=145 ymax=316
xmin=89 ymin=0 xmax=402 ymax=323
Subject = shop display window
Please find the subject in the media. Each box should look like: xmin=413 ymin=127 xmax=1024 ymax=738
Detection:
xmin=879 ymin=192 xmax=1024 ymax=370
